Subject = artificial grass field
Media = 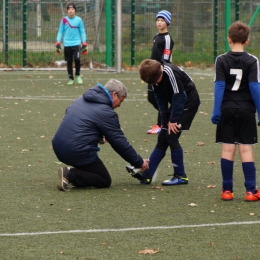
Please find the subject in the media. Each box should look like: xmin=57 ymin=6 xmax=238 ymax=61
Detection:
xmin=0 ymin=69 xmax=260 ymax=259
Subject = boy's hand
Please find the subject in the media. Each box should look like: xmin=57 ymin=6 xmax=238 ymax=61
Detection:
xmin=168 ymin=122 xmax=181 ymax=134
xmin=56 ymin=42 xmax=61 ymax=54
xmin=211 ymin=114 xmax=220 ymax=124
xmin=81 ymin=42 xmax=88 ymax=55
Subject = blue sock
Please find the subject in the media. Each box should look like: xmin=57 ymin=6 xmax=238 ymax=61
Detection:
xmin=242 ymin=162 xmax=256 ymax=193
xmin=171 ymin=148 xmax=186 ymax=177
xmin=221 ymin=158 xmax=234 ymax=192
xmin=143 ymin=148 xmax=165 ymax=178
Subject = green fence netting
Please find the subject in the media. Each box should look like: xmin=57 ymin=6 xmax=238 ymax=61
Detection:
xmin=0 ymin=0 xmax=259 ymax=69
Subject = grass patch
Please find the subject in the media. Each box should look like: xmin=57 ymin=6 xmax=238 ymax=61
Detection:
xmin=0 ymin=70 xmax=260 ymax=259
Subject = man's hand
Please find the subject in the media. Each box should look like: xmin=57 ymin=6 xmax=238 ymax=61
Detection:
xmin=56 ymin=42 xmax=61 ymax=54
xmin=168 ymin=122 xmax=181 ymax=134
xmin=98 ymin=136 xmax=107 ymax=144
xmin=141 ymin=159 xmax=149 ymax=172
xmin=81 ymin=42 xmax=88 ymax=55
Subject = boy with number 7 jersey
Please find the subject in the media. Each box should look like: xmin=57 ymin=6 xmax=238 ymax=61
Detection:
xmin=211 ymin=21 xmax=260 ymax=201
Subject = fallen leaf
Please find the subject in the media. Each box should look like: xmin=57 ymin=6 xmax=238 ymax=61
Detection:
xmin=138 ymin=248 xmax=159 ymax=255
xmin=188 ymin=203 xmax=198 ymax=207
xmin=152 ymin=186 xmax=162 ymax=189
xmin=207 ymin=185 xmax=216 ymax=188
xmin=197 ymin=142 xmax=204 ymax=146
xmin=210 ymin=242 xmax=214 ymax=246
xmin=250 ymin=213 xmax=255 ymax=216
xmin=209 ymin=161 xmax=216 ymax=164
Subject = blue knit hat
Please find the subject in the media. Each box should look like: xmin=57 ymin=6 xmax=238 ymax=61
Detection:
xmin=156 ymin=10 xmax=171 ymax=25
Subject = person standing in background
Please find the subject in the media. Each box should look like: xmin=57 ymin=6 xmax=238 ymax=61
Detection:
xmin=147 ymin=10 xmax=174 ymax=134
xmin=56 ymin=2 xmax=87 ymax=86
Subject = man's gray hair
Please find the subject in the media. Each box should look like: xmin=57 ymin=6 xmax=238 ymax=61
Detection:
xmin=105 ymin=79 xmax=128 ymax=98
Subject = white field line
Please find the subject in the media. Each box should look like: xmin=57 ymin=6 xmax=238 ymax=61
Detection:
xmin=0 ymin=93 xmax=214 ymax=102
xmin=1 ymin=221 xmax=260 ymax=237
xmin=0 ymin=70 xmax=214 ymax=77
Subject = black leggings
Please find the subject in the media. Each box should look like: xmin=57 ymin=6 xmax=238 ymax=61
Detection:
xmin=67 ymin=60 xmax=80 ymax=80
xmin=68 ymin=157 xmax=112 ymax=188
xmin=156 ymin=128 xmax=182 ymax=151
xmin=64 ymin=45 xmax=81 ymax=80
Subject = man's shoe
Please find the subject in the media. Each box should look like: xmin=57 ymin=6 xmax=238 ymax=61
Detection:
xmin=162 ymin=175 xmax=188 ymax=185
xmin=57 ymin=167 xmax=70 ymax=191
xmin=147 ymin=125 xmax=161 ymax=134
xmin=221 ymin=190 xmax=233 ymax=201
xmin=245 ymin=191 xmax=259 ymax=202
xmin=76 ymin=76 xmax=83 ymax=85
xmin=67 ymin=79 xmax=74 ymax=86
xmin=125 ymin=165 xmax=151 ymax=184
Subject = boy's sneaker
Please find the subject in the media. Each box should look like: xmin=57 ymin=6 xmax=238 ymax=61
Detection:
xmin=57 ymin=167 xmax=70 ymax=191
xmin=125 ymin=165 xmax=151 ymax=184
xmin=162 ymin=174 xmax=188 ymax=185
xmin=147 ymin=125 xmax=161 ymax=134
xmin=245 ymin=191 xmax=259 ymax=202
xmin=221 ymin=190 xmax=233 ymax=201
xmin=67 ymin=79 xmax=74 ymax=86
xmin=76 ymin=76 xmax=83 ymax=85
xmin=255 ymin=189 xmax=260 ymax=198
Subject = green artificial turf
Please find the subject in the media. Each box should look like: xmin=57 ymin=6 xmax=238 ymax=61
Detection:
xmin=0 ymin=69 xmax=259 ymax=259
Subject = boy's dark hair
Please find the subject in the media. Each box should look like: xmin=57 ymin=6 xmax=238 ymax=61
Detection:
xmin=139 ymin=59 xmax=162 ymax=84
xmin=228 ymin=21 xmax=250 ymax=44
xmin=67 ymin=2 xmax=76 ymax=11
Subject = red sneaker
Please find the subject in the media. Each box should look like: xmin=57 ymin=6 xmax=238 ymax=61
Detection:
xmin=147 ymin=125 xmax=161 ymax=134
xmin=245 ymin=191 xmax=259 ymax=202
xmin=222 ymin=190 xmax=233 ymax=201
xmin=255 ymin=189 xmax=260 ymax=198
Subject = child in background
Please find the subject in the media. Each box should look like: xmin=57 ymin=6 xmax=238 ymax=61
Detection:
xmin=211 ymin=21 xmax=260 ymax=201
xmin=56 ymin=2 xmax=87 ymax=86
xmin=147 ymin=10 xmax=174 ymax=134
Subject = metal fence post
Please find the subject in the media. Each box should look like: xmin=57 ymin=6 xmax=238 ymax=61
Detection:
xmin=131 ymin=0 xmax=135 ymax=67
xmin=225 ymin=0 xmax=231 ymax=52
xmin=213 ymin=0 xmax=218 ymax=63
xmin=106 ymin=0 xmax=111 ymax=68
xmin=117 ymin=0 xmax=122 ymax=73
xmin=22 ymin=0 xmax=27 ymax=67
xmin=4 ymin=0 xmax=9 ymax=65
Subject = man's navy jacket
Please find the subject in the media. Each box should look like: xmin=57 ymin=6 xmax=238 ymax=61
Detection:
xmin=52 ymin=84 xmax=143 ymax=168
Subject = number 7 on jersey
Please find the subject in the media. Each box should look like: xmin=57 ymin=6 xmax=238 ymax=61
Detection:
xmin=230 ymin=69 xmax=243 ymax=91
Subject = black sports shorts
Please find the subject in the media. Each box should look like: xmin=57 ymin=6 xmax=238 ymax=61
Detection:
xmin=178 ymin=105 xmax=199 ymax=131
xmin=216 ymin=108 xmax=257 ymax=144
